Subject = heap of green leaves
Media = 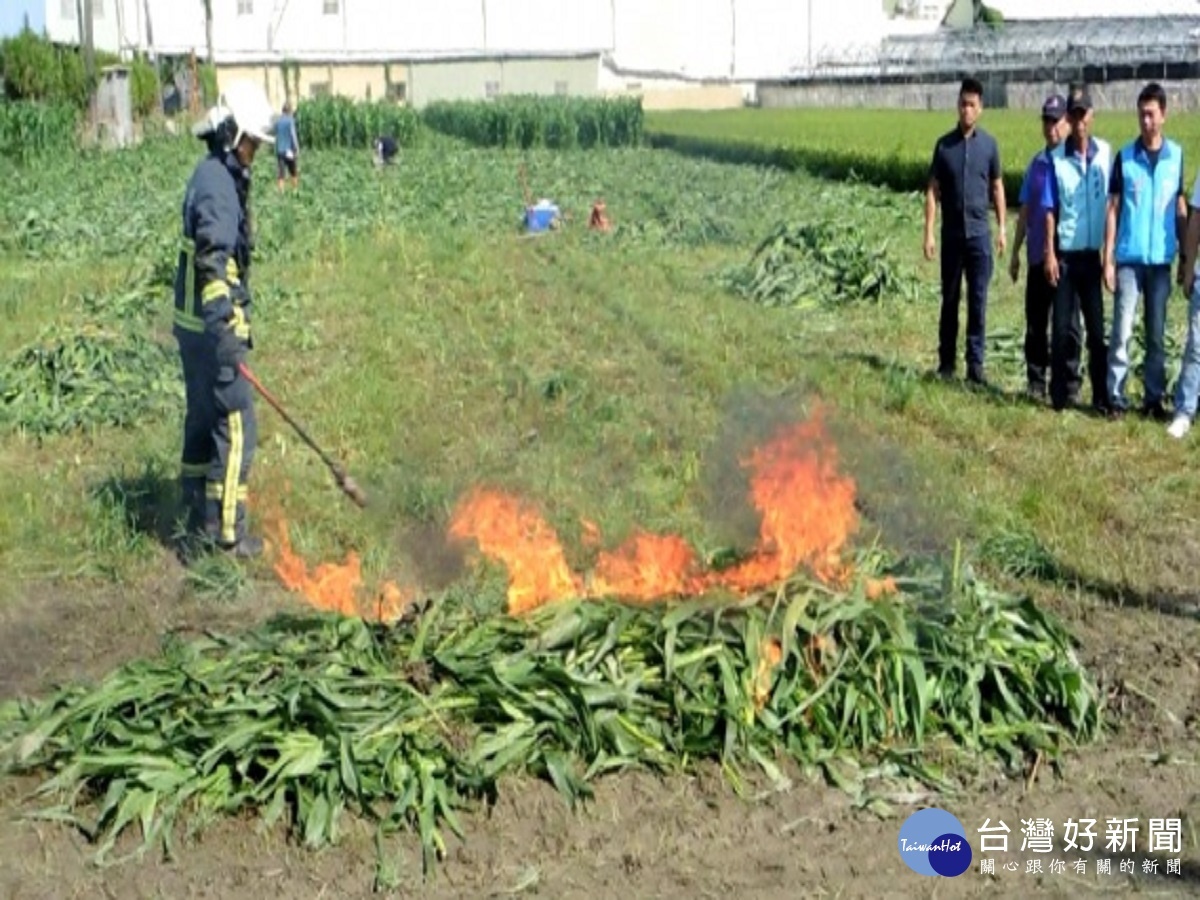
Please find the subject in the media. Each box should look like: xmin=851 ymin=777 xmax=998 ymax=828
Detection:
xmin=0 ymin=271 xmax=181 ymax=436
xmin=722 ymin=219 xmax=926 ymax=309
xmin=0 ymin=549 xmax=1102 ymax=886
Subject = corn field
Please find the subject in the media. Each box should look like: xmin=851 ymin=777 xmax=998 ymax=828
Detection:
xmin=294 ymin=96 xmax=422 ymax=149
xmin=423 ymin=95 xmax=645 ymax=149
xmin=0 ymin=101 xmax=77 ymax=161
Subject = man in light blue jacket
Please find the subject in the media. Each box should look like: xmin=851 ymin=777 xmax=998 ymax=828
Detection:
xmin=1042 ymin=88 xmax=1114 ymax=413
xmin=1103 ymin=82 xmax=1188 ymax=420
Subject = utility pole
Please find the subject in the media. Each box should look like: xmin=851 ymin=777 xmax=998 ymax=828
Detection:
xmin=806 ymin=0 xmax=814 ymax=72
xmin=204 ymin=0 xmax=215 ymax=67
xmin=729 ymin=0 xmax=736 ymax=79
xmin=77 ymin=0 xmax=95 ymax=82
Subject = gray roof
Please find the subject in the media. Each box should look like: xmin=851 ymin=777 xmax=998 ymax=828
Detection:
xmin=814 ymin=15 xmax=1200 ymax=75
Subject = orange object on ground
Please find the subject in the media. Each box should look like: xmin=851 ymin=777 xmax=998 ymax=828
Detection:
xmin=589 ymin=199 xmax=611 ymax=232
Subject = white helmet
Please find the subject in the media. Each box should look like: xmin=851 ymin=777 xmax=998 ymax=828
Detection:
xmin=219 ymin=79 xmax=276 ymax=147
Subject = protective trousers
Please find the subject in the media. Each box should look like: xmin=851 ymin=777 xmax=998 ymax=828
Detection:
xmin=177 ymin=330 xmax=257 ymax=547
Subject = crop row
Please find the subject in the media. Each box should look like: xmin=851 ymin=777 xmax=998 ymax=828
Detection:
xmin=0 ymin=101 xmax=77 ymax=162
xmin=645 ymin=107 xmax=1199 ymax=204
xmin=1 ymin=93 xmax=645 ymax=160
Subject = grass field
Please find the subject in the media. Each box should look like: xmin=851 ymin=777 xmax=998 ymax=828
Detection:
xmin=647 ymin=106 xmax=1200 ymax=201
xmin=0 ymin=107 xmax=1198 ymax=896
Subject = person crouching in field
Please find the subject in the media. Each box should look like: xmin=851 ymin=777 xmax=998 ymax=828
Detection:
xmin=1103 ymin=82 xmax=1187 ymax=421
xmin=274 ymin=103 xmax=300 ymax=190
xmin=1010 ymin=94 xmax=1082 ymax=402
xmin=1042 ymin=89 xmax=1113 ymax=414
xmin=924 ymin=76 xmax=1007 ymax=387
xmin=374 ymin=134 xmax=398 ymax=168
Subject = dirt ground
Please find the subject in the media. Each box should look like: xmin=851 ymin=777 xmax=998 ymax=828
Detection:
xmin=1 ymin=559 xmax=1198 ymax=900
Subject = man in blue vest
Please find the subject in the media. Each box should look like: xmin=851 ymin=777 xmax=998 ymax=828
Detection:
xmin=1103 ymin=82 xmax=1188 ymax=420
xmin=924 ymin=76 xmax=1006 ymax=387
xmin=1010 ymin=94 xmax=1081 ymax=402
xmin=1041 ymin=87 xmax=1113 ymax=413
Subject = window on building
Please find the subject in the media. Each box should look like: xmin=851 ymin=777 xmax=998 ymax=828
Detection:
xmin=485 ymin=80 xmax=500 ymax=99
xmin=237 ymin=0 xmax=253 ymax=14
xmin=93 ymin=0 xmax=104 ymax=17
xmin=387 ymin=82 xmax=407 ymax=103
xmin=323 ymin=0 xmax=339 ymax=13
xmin=309 ymin=82 xmax=331 ymax=99
xmin=61 ymin=0 xmax=73 ymax=19
xmin=554 ymin=80 xmax=569 ymax=96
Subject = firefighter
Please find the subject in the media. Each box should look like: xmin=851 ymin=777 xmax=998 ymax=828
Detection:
xmin=174 ymin=80 xmax=276 ymax=559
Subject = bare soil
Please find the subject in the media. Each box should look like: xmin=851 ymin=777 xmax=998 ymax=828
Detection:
xmin=1 ymin=559 xmax=1198 ymax=900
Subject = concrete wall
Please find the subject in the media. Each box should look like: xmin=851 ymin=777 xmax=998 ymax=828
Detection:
xmin=407 ymin=57 xmax=599 ymax=107
xmin=604 ymin=83 xmax=748 ymax=111
xmin=497 ymin=58 xmax=598 ymax=98
xmin=217 ymin=62 xmax=401 ymax=109
xmin=759 ymin=78 xmax=1200 ymax=113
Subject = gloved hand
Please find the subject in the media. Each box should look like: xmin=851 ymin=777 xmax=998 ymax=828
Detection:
xmin=216 ymin=324 xmax=247 ymax=374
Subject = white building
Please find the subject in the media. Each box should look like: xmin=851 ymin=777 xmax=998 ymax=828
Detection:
xmin=37 ymin=0 xmax=902 ymax=108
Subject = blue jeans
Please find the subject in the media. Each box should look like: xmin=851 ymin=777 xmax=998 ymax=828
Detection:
xmin=1173 ymin=284 xmax=1200 ymax=419
xmin=1107 ymin=263 xmax=1172 ymax=409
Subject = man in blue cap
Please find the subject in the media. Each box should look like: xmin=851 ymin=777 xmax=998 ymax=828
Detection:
xmin=1041 ymin=87 xmax=1114 ymax=413
xmin=1010 ymin=93 xmax=1081 ymax=401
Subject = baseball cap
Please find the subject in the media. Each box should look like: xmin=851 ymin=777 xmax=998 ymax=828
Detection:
xmin=1041 ymin=94 xmax=1067 ymax=120
xmin=1068 ymin=89 xmax=1093 ymax=113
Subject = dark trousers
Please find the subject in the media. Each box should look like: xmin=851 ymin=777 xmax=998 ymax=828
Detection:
xmin=1050 ymin=251 xmax=1107 ymax=411
xmin=177 ymin=329 xmax=257 ymax=547
xmin=939 ymin=232 xmax=993 ymax=377
xmin=1025 ymin=264 xmax=1081 ymax=396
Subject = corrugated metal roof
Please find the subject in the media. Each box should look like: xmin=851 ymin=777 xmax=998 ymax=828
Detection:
xmin=812 ymin=14 xmax=1200 ymax=74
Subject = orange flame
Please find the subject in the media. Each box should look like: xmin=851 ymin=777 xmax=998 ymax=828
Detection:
xmin=271 ymin=520 xmax=416 ymax=623
xmin=270 ymin=409 xmax=867 ymax=624
xmin=591 ymin=532 xmax=706 ymax=602
xmin=707 ymin=413 xmax=856 ymax=591
xmin=448 ymin=410 xmax=860 ymax=614
xmin=447 ymin=488 xmax=583 ymax=615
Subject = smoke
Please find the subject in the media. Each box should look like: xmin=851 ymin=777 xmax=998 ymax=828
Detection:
xmin=823 ymin=408 xmax=967 ymax=560
xmin=698 ymin=385 xmax=813 ymax=550
xmin=699 ymin=384 xmax=964 ymax=560
xmin=394 ymin=520 xmax=470 ymax=593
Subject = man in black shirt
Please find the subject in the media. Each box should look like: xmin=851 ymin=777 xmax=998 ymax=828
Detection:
xmin=924 ymin=77 xmax=1008 ymax=385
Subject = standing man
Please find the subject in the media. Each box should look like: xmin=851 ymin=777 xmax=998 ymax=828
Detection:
xmin=1010 ymin=94 xmax=1081 ymax=402
xmin=175 ymin=80 xmax=276 ymax=559
xmin=274 ymin=102 xmax=300 ymax=190
xmin=924 ymin=76 xmax=1007 ymax=386
xmin=1167 ymin=170 xmax=1200 ymax=438
xmin=1104 ymin=82 xmax=1187 ymax=420
xmin=1042 ymin=88 xmax=1113 ymax=414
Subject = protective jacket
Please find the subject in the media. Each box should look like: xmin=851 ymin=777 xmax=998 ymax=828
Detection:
xmin=173 ymin=149 xmax=255 ymax=350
